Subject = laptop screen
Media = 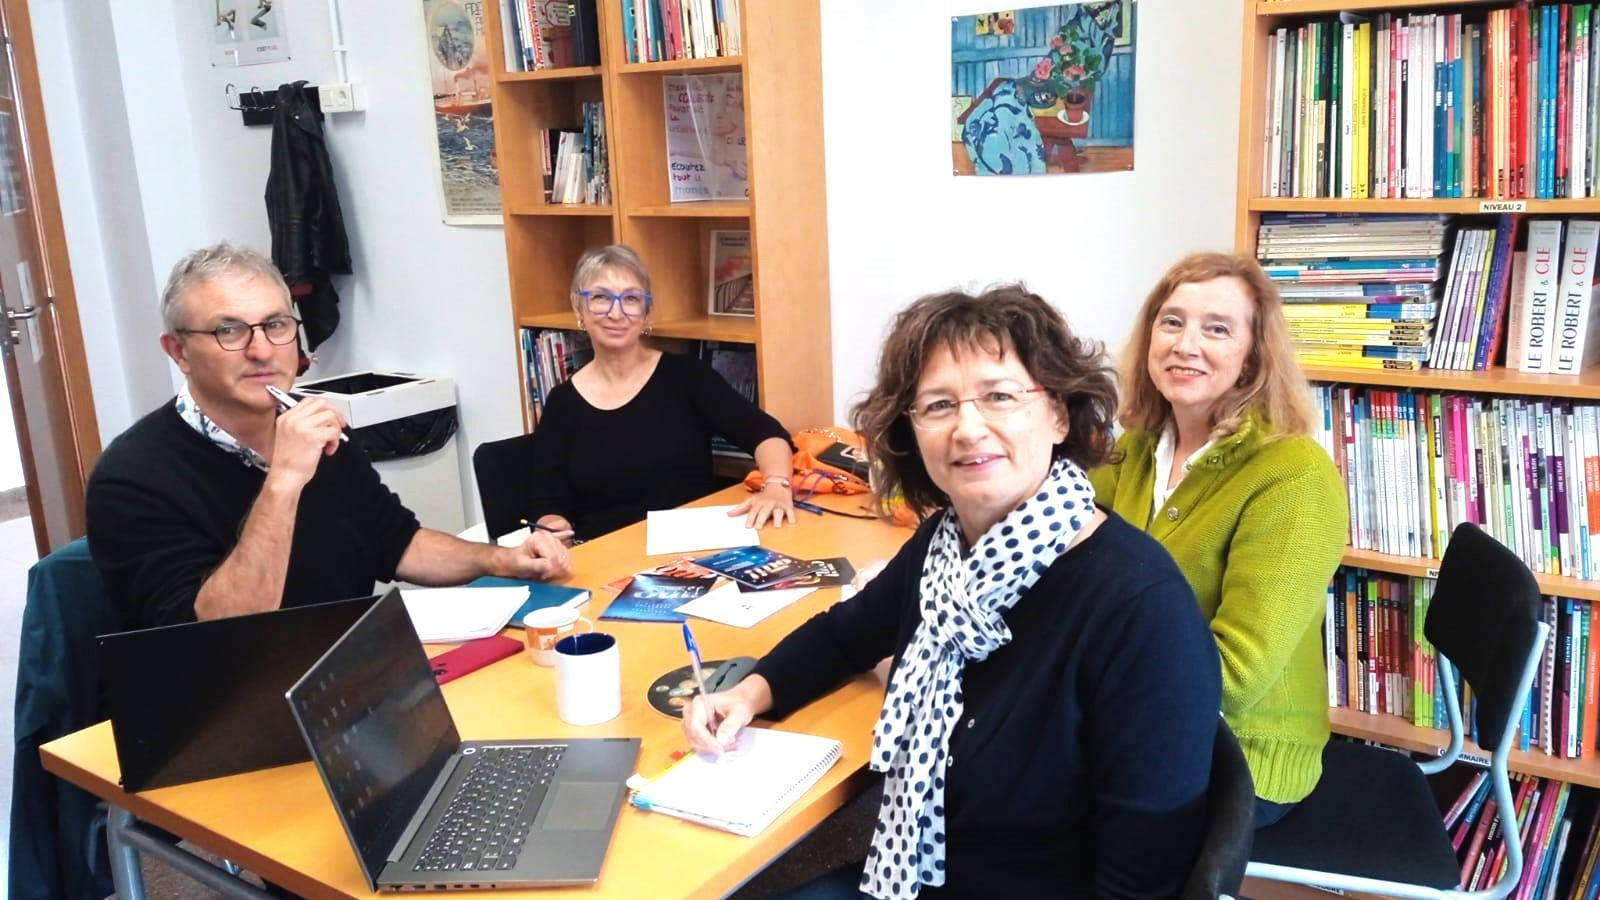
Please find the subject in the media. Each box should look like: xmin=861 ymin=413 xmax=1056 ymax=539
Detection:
xmin=287 ymin=589 xmax=460 ymax=885
xmin=100 ymin=594 xmax=379 ymax=791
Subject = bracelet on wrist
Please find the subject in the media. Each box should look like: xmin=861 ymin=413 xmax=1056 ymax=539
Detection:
xmin=762 ymin=475 xmax=791 ymax=489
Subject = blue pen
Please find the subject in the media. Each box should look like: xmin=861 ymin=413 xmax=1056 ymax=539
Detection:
xmin=793 ymin=499 xmax=825 ymax=516
xmin=681 ymin=623 xmax=711 ymax=699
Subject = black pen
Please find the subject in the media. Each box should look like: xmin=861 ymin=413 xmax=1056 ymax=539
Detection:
xmin=264 ymin=384 xmax=350 ymax=442
xmin=519 ymin=517 xmax=564 ymax=534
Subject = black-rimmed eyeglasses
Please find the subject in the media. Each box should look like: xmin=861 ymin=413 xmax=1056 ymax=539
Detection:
xmin=175 ymin=315 xmax=302 ymax=351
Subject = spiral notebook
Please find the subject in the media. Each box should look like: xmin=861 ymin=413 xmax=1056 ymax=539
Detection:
xmin=630 ymin=727 xmax=842 ymax=836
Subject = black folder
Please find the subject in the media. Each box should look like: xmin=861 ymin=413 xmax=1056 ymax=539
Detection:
xmin=98 ymin=594 xmax=380 ymax=791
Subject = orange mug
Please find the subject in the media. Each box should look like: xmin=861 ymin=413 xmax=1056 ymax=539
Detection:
xmin=523 ymin=607 xmax=593 ymax=666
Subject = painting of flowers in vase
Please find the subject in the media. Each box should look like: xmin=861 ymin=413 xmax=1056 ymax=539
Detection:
xmin=951 ymin=1 xmax=1135 ymax=177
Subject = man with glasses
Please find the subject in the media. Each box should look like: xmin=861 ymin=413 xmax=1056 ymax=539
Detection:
xmin=85 ymin=242 xmax=572 ymax=629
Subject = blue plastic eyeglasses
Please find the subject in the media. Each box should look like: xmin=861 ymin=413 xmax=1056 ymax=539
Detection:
xmin=578 ymin=289 xmax=652 ymax=318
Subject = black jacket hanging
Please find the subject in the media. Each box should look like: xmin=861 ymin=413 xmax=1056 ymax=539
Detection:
xmin=265 ymin=80 xmax=351 ymax=351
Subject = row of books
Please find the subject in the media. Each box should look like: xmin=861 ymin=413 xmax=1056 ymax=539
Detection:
xmin=520 ymin=327 xmax=592 ymax=423
xmin=1440 ymin=769 xmax=1597 ymax=896
xmin=1326 ymin=568 xmax=1597 ymax=762
xmin=541 ymin=101 xmax=611 ymax=205
xmin=1511 ymin=218 xmax=1600 ymax=374
xmin=1261 ymin=5 xmax=1600 ymax=200
xmin=621 ymin=0 xmax=742 ymax=64
xmin=1264 ymin=214 xmax=1600 ymax=373
xmin=699 ymin=341 xmax=754 ymax=459
xmin=499 ymin=0 xmax=601 ymax=72
xmin=1259 ymin=213 xmax=1449 ymax=368
xmin=1310 ymin=386 xmax=1600 ymax=579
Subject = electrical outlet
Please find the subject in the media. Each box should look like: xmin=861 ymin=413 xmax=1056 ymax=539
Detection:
xmin=319 ymin=83 xmax=355 ymax=114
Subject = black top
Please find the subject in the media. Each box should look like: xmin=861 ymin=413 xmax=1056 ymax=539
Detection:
xmin=85 ymin=403 xmax=420 ymax=630
xmin=753 ymin=511 xmax=1222 ymax=899
xmin=526 ymin=352 xmax=789 ymax=540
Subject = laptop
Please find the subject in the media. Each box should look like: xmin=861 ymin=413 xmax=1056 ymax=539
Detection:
xmin=287 ymin=589 xmax=639 ymax=891
xmin=99 ymin=593 xmax=380 ymax=791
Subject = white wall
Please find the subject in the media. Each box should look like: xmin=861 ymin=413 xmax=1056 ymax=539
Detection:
xmin=821 ymin=0 xmax=1242 ymax=421
xmin=34 ymin=0 xmax=520 ymax=520
xmin=31 ymin=0 xmax=1241 ymax=522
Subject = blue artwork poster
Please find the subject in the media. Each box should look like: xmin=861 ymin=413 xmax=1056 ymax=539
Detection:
xmin=424 ymin=0 xmax=501 ymax=223
xmin=951 ymin=1 xmax=1136 ymax=176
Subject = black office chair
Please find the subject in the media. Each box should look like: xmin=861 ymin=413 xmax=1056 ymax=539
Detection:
xmin=1246 ymin=522 xmax=1547 ymax=899
xmin=10 ymin=537 xmax=121 ymax=900
xmin=1183 ymin=717 xmax=1256 ymax=900
xmin=472 ymin=432 xmax=538 ymax=540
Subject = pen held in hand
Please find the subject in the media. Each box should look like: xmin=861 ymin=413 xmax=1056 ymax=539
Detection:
xmin=519 ymin=517 xmax=566 ymax=535
xmin=681 ymin=623 xmax=711 ymax=702
xmin=264 ymin=384 xmax=349 ymax=442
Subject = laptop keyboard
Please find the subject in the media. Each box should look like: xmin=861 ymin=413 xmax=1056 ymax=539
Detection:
xmin=414 ymin=745 xmax=566 ymax=873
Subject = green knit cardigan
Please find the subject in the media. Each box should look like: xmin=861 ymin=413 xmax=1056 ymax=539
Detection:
xmin=1089 ymin=416 xmax=1349 ymax=803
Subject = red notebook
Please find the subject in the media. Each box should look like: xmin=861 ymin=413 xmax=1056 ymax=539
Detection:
xmin=428 ymin=635 xmax=521 ymax=684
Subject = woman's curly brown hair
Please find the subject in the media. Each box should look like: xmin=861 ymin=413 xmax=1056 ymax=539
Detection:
xmin=850 ymin=284 xmax=1118 ymax=518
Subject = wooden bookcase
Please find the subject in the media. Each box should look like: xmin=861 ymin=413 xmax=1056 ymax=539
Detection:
xmin=483 ymin=2 xmax=832 ymax=434
xmin=1237 ymin=0 xmax=1600 ymax=788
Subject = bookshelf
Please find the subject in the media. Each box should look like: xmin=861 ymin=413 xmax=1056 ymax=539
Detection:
xmin=1236 ymin=0 xmax=1600 ymax=791
xmin=483 ymin=2 xmax=832 ymax=434
xmin=1331 ymin=707 xmax=1600 ymax=788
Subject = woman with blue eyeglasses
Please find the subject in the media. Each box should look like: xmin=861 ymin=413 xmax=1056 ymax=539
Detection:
xmin=1089 ymin=252 xmax=1347 ymax=827
xmin=525 ymin=244 xmax=795 ymax=542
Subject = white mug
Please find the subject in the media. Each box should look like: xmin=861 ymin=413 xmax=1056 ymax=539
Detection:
xmin=523 ymin=607 xmax=592 ymax=666
xmin=553 ymin=632 xmax=621 ymax=726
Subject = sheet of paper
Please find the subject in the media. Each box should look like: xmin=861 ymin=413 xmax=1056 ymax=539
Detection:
xmin=645 ymin=505 xmax=759 ymax=556
xmin=400 ymin=586 xmax=529 ymax=643
xmin=675 ymin=581 xmax=816 ymax=629
xmin=495 ymin=525 xmax=531 ymax=548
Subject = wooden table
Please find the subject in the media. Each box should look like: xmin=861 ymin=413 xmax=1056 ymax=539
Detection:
xmin=40 ymin=487 xmax=914 ymax=899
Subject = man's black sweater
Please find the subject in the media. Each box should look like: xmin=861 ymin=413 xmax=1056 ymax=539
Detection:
xmin=86 ymin=403 xmax=420 ymax=629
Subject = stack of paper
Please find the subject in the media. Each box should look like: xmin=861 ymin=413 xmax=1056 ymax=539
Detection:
xmin=645 ymin=506 xmax=759 ymax=556
xmin=400 ymin=586 xmax=528 ymax=643
xmin=674 ymin=582 xmax=816 ymax=629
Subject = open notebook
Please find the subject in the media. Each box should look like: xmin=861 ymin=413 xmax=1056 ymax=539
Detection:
xmin=630 ymin=727 xmax=842 ymax=836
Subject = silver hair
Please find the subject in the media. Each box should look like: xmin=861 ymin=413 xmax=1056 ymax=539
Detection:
xmin=569 ymin=244 xmax=652 ymax=298
xmin=160 ymin=242 xmax=290 ymax=332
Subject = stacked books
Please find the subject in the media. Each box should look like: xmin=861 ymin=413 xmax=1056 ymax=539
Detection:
xmin=500 ymin=0 xmax=601 ymax=72
xmin=621 ymin=0 xmax=742 ymax=64
xmin=520 ymin=327 xmax=592 ymax=422
xmin=1259 ymin=213 xmax=1450 ymax=370
xmin=1262 ymin=5 xmax=1600 ymax=200
xmin=541 ymin=101 xmax=611 ymax=205
xmin=1311 ymin=385 xmax=1600 ymax=578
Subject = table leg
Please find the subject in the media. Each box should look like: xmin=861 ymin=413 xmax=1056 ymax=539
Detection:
xmin=106 ymin=805 xmax=145 ymax=900
xmin=107 ymin=805 xmax=277 ymax=899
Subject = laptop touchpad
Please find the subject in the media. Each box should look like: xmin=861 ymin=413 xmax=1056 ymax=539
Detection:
xmin=542 ymin=782 xmax=617 ymax=831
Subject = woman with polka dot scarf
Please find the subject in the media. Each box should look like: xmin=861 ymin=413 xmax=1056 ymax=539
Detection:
xmin=1091 ymin=253 xmax=1348 ymax=829
xmin=684 ymin=285 xmax=1222 ymax=899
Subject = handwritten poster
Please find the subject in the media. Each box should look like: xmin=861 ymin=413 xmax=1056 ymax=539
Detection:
xmin=663 ymin=73 xmax=747 ymax=202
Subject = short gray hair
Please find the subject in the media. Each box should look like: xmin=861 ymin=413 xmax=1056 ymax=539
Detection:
xmin=569 ymin=244 xmax=651 ymax=298
xmin=160 ymin=242 xmax=290 ymax=332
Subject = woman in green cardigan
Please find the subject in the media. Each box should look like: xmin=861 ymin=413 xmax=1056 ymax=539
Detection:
xmin=1090 ymin=251 xmax=1348 ymax=827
